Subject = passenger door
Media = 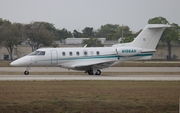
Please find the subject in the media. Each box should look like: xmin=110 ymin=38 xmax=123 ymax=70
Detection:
xmin=51 ymin=50 xmax=58 ymax=64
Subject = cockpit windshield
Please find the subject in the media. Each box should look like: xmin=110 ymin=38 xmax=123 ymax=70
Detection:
xmin=29 ymin=51 xmax=45 ymax=55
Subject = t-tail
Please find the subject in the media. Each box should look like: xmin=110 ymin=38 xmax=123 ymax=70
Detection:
xmin=130 ymin=24 xmax=170 ymax=51
xmin=113 ymin=24 xmax=170 ymax=50
xmin=112 ymin=24 xmax=170 ymax=60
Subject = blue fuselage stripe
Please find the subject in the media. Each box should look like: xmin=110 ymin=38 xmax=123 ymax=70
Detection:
xmin=38 ymin=53 xmax=153 ymax=62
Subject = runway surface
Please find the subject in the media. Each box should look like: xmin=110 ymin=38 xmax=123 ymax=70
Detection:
xmin=0 ymin=75 xmax=180 ymax=81
xmin=0 ymin=67 xmax=180 ymax=72
xmin=0 ymin=67 xmax=179 ymax=81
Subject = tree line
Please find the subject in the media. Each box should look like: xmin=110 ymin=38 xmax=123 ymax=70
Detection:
xmin=0 ymin=17 xmax=180 ymax=60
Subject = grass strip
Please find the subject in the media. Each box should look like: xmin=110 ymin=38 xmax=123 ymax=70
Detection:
xmin=0 ymin=81 xmax=179 ymax=113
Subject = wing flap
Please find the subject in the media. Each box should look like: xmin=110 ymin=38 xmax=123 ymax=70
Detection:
xmin=73 ymin=60 xmax=116 ymax=70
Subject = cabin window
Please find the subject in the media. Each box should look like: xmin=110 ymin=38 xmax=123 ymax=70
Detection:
xmin=29 ymin=51 xmax=45 ymax=55
xmin=90 ymin=51 xmax=94 ymax=55
xmin=76 ymin=51 xmax=80 ymax=56
xmin=69 ymin=52 xmax=73 ymax=56
xmin=96 ymin=51 xmax=100 ymax=55
xmin=84 ymin=51 xmax=87 ymax=56
xmin=62 ymin=52 xmax=65 ymax=56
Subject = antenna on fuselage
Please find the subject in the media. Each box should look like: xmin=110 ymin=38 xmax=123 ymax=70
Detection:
xmin=83 ymin=44 xmax=87 ymax=48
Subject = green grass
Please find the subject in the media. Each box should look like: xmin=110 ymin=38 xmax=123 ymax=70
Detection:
xmin=0 ymin=81 xmax=179 ymax=113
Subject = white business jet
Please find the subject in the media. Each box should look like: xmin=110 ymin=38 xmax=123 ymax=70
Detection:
xmin=10 ymin=24 xmax=170 ymax=75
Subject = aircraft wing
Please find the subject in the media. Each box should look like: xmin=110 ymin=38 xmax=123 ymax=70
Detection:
xmin=72 ymin=60 xmax=116 ymax=70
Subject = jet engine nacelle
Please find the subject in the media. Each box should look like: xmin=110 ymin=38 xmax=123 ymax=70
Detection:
xmin=116 ymin=47 xmax=142 ymax=56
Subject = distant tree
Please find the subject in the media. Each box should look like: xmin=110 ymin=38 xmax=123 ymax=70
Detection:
xmin=162 ymin=23 xmax=180 ymax=60
xmin=0 ymin=19 xmax=21 ymax=60
xmin=148 ymin=16 xmax=169 ymax=24
xmin=148 ymin=17 xmax=180 ymax=60
xmin=25 ymin=22 xmax=54 ymax=51
xmin=73 ymin=27 xmax=96 ymax=38
xmin=120 ymin=36 xmax=134 ymax=43
xmin=73 ymin=30 xmax=82 ymax=38
xmin=97 ymin=24 xmax=119 ymax=40
xmin=15 ymin=23 xmax=26 ymax=40
xmin=82 ymin=38 xmax=104 ymax=47
xmin=97 ymin=24 xmax=133 ymax=41
xmin=54 ymin=28 xmax=72 ymax=41
xmin=82 ymin=27 xmax=94 ymax=37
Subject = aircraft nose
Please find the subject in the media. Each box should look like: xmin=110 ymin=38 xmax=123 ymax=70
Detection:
xmin=10 ymin=60 xmax=20 ymax=66
xmin=10 ymin=56 xmax=32 ymax=66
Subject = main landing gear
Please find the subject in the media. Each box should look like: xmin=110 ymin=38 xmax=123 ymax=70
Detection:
xmin=86 ymin=70 xmax=101 ymax=75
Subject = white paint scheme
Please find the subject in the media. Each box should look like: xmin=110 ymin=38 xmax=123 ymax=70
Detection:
xmin=10 ymin=24 xmax=170 ymax=75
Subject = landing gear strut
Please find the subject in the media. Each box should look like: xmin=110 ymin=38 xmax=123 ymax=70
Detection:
xmin=87 ymin=70 xmax=94 ymax=75
xmin=24 ymin=66 xmax=30 ymax=75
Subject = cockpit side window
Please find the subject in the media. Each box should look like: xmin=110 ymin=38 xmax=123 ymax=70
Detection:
xmin=37 ymin=51 xmax=45 ymax=55
xmin=29 ymin=51 xmax=39 ymax=55
xmin=29 ymin=51 xmax=45 ymax=55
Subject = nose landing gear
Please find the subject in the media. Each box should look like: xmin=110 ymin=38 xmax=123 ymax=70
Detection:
xmin=24 ymin=70 xmax=29 ymax=75
xmin=24 ymin=66 xmax=30 ymax=75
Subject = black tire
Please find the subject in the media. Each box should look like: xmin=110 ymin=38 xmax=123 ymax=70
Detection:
xmin=88 ymin=70 xmax=94 ymax=75
xmin=24 ymin=71 xmax=29 ymax=75
xmin=95 ymin=70 xmax=101 ymax=75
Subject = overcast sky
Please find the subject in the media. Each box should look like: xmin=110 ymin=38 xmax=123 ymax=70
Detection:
xmin=0 ymin=0 xmax=180 ymax=32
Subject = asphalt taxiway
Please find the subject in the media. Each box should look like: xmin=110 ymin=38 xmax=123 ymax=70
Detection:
xmin=0 ymin=67 xmax=179 ymax=81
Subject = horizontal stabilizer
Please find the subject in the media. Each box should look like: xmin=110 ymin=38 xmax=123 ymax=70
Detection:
xmin=147 ymin=24 xmax=171 ymax=29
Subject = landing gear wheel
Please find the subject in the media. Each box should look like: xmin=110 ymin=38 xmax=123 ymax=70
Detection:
xmin=24 ymin=71 xmax=29 ymax=75
xmin=87 ymin=70 xmax=94 ymax=75
xmin=95 ymin=70 xmax=101 ymax=75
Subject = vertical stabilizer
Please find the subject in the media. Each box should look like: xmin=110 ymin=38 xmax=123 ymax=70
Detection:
xmin=131 ymin=24 xmax=170 ymax=50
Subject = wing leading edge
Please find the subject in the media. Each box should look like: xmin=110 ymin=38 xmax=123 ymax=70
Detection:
xmin=60 ymin=59 xmax=116 ymax=71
